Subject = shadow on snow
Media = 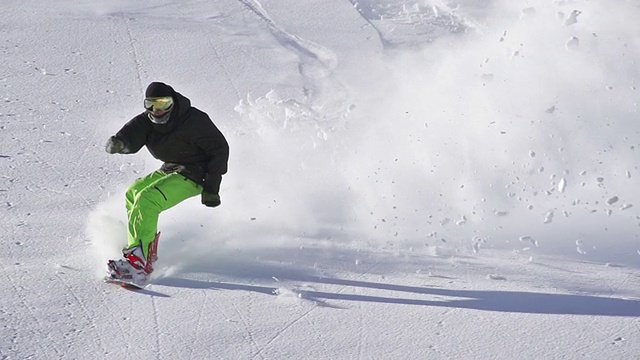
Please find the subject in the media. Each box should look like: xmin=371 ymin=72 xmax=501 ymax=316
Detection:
xmin=150 ymin=242 xmax=640 ymax=316
xmin=153 ymin=274 xmax=640 ymax=317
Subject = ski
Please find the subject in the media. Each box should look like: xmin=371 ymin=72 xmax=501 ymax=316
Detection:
xmin=104 ymin=277 xmax=149 ymax=289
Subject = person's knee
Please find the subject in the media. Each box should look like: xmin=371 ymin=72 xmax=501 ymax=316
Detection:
xmin=125 ymin=187 xmax=136 ymax=204
xmin=133 ymin=186 xmax=166 ymax=210
xmin=126 ymin=180 xmax=145 ymax=202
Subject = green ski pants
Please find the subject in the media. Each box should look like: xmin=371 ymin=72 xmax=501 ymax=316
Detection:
xmin=125 ymin=170 xmax=203 ymax=257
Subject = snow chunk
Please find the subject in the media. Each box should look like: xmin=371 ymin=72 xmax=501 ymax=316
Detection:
xmin=273 ymin=287 xmax=316 ymax=306
xmin=425 ymin=245 xmax=455 ymax=257
xmin=273 ymin=287 xmax=301 ymax=298
xmin=481 ymin=73 xmax=494 ymax=83
xmin=566 ymin=37 xmax=579 ymax=50
xmin=576 ymin=240 xmax=587 ymax=255
xmin=558 ymin=178 xmax=567 ymax=193
xmin=564 ymin=10 xmax=581 ymax=26
xmin=472 ymin=237 xmax=486 ymax=253
xmin=519 ymin=236 xmax=538 ymax=247
xmin=521 ymin=7 xmax=536 ymax=16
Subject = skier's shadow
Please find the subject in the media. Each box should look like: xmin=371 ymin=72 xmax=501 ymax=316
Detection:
xmin=154 ymin=275 xmax=640 ymax=317
xmin=149 ymin=244 xmax=640 ymax=315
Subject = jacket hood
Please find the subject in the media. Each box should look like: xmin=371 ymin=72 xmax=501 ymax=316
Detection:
xmin=173 ymin=92 xmax=191 ymax=117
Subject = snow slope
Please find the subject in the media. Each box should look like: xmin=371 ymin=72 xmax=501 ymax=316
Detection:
xmin=1 ymin=0 xmax=639 ymax=358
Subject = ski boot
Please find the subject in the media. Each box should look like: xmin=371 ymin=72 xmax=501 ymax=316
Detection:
xmin=105 ymin=233 xmax=160 ymax=288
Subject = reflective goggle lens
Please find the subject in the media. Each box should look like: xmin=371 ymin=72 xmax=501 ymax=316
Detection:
xmin=144 ymin=97 xmax=174 ymax=112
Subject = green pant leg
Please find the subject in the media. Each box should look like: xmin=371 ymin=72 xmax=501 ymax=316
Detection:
xmin=125 ymin=170 xmax=167 ymax=218
xmin=126 ymin=172 xmax=203 ymax=257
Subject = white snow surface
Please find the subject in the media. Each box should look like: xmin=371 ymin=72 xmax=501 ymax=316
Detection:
xmin=2 ymin=0 xmax=640 ymax=359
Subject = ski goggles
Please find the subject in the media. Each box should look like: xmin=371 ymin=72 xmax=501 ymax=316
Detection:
xmin=144 ymin=96 xmax=174 ymax=113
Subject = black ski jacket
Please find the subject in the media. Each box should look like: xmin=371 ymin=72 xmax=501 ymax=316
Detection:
xmin=114 ymin=92 xmax=229 ymax=194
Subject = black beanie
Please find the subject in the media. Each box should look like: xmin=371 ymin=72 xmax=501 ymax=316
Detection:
xmin=145 ymin=82 xmax=174 ymax=98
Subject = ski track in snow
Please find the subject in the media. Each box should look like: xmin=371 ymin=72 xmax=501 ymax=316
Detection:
xmin=121 ymin=16 xmax=145 ymax=94
xmin=237 ymin=295 xmax=262 ymax=358
xmin=238 ymin=0 xmax=338 ymax=68
xmin=236 ymin=0 xmax=348 ymax=120
xmin=54 ymin=272 xmax=109 ymax=356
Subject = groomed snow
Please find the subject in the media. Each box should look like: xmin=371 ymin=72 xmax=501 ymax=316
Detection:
xmin=1 ymin=0 xmax=639 ymax=358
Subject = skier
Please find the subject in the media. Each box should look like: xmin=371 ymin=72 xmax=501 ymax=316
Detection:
xmin=104 ymin=81 xmax=229 ymax=286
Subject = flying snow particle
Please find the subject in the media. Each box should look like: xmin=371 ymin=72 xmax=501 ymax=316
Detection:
xmin=472 ymin=237 xmax=485 ymax=254
xmin=607 ymin=196 xmax=619 ymax=205
xmin=481 ymin=73 xmax=494 ymax=83
xmin=558 ymin=178 xmax=567 ymax=193
xmin=576 ymin=240 xmax=587 ymax=255
xmin=564 ymin=10 xmax=581 ymax=26
xmin=543 ymin=210 xmax=554 ymax=224
xmin=566 ymin=37 xmax=579 ymax=50
xmin=519 ymin=236 xmax=538 ymax=247
xmin=521 ymin=7 xmax=536 ymax=16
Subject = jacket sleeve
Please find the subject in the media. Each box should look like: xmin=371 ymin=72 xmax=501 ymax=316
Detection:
xmin=114 ymin=114 xmax=151 ymax=154
xmin=193 ymin=114 xmax=229 ymax=193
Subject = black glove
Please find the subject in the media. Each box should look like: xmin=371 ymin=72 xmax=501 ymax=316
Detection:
xmin=201 ymin=192 xmax=221 ymax=208
xmin=105 ymin=136 xmax=125 ymax=154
